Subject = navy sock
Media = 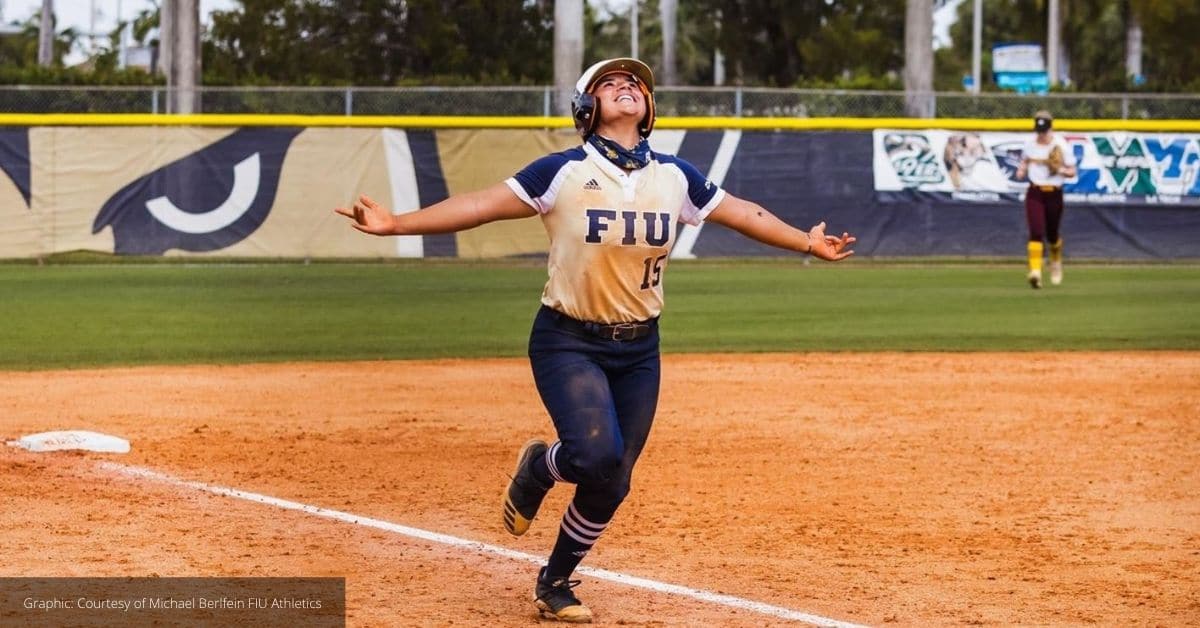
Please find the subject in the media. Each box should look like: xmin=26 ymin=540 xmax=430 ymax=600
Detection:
xmin=544 ymin=501 xmax=610 ymax=579
xmin=530 ymin=450 xmax=554 ymax=488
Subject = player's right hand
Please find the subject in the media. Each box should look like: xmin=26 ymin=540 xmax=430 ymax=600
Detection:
xmin=334 ymin=194 xmax=396 ymax=235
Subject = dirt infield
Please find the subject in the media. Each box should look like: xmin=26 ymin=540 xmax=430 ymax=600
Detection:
xmin=3 ymin=353 xmax=1198 ymax=626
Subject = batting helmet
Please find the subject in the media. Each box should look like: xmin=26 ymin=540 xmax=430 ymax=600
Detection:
xmin=570 ymin=58 xmax=656 ymax=139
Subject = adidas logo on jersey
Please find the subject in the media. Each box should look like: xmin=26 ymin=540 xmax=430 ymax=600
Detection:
xmin=583 ymin=178 xmax=602 ymax=191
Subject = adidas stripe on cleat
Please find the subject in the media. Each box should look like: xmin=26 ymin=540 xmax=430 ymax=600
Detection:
xmin=502 ymin=439 xmax=552 ymax=536
xmin=534 ymin=567 xmax=593 ymax=623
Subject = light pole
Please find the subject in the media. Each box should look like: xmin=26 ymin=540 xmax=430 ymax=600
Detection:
xmin=1047 ymin=0 xmax=1060 ymax=85
xmin=630 ymin=0 xmax=638 ymax=59
xmin=971 ymin=0 xmax=981 ymax=94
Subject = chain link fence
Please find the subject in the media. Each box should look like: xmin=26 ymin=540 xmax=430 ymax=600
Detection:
xmin=0 ymin=85 xmax=1197 ymax=119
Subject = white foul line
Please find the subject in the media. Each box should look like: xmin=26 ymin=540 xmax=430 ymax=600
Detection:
xmin=97 ymin=461 xmax=866 ymax=628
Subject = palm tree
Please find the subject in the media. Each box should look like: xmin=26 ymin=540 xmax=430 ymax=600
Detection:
xmin=904 ymin=0 xmax=934 ymax=117
xmin=37 ymin=0 xmax=54 ymax=66
xmin=554 ymin=0 xmax=583 ymax=115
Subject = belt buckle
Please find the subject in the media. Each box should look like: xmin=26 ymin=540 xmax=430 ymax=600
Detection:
xmin=610 ymin=323 xmax=639 ymax=341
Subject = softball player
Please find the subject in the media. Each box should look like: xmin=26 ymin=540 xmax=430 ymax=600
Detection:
xmin=336 ymin=57 xmax=855 ymax=623
xmin=1015 ymin=110 xmax=1077 ymax=288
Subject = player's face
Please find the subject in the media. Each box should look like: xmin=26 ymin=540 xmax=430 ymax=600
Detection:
xmin=592 ymin=72 xmax=646 ymax=121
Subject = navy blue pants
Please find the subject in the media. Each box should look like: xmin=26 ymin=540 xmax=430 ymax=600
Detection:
xmin=528 ymin=305 xmax=660 ymax=523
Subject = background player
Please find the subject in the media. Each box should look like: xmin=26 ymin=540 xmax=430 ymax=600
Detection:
xmin=1015 ymin=110 xmax=1077 ymax=288
xmin=336 ymin=57 xmax=855 ymax=623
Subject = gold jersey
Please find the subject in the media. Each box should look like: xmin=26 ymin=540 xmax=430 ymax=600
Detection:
xmin=506 ymin=142 xmax=724 ymax=324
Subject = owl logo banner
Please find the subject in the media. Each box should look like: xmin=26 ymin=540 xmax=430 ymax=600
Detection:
xmin=873 ymin=129 xmax=1200 ymax=206
xmin=93 ymin=128 xmax=302 ymax=255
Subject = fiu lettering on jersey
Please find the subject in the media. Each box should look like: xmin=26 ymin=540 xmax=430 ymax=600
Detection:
xmin=584 ymin=209 xmax=671 ymax=246
xmin=506 ymin=142 xmax=724 ymax=324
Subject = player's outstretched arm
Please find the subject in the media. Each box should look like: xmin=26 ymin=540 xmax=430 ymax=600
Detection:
xmin=706 ymin=193 xmax=855 ymax=261
xmin=334 ymin=182 xmax=536 ymax=236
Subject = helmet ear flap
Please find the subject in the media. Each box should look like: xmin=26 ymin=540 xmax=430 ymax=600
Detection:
xmin=640 ymin=83 xmax=655 ymax=137
xmin=571 ymin=91 xmax=599 ymax=138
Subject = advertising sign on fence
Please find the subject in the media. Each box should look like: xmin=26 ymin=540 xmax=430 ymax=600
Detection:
xmin=873 ymin=129 xmax=1200 ymax=206
xmin=992 ymin=43 xmax=1050 ymax=94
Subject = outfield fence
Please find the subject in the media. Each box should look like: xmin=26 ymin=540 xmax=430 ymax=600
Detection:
xmin=0 ymin=85 xmax=1197 ymax=119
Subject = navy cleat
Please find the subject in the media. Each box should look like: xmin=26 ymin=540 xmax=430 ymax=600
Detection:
xmin=503 ymin=439 xmax=552 ymax=536
xmin=534 ymin=567 xmax=592 ymax=623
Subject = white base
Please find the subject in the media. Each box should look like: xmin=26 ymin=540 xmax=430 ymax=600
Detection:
xmin=7 ymin=430 xmax=130 ymax=453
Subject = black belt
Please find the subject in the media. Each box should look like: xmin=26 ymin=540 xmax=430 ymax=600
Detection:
xmin=544 ymin=307 xmax=656 ymax=341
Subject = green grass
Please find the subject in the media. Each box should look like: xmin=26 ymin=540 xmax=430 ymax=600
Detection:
xmin=0 ymin=260 xmax=1197 ymax=370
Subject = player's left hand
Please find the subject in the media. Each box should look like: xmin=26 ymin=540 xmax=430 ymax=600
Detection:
xmin=807 ymin=221 xmax=855 ymax=261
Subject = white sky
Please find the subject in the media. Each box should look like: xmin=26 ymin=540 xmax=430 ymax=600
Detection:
xmin=3 ymin=0 xmax=238 ymax=62
xmin=934 ymin=0 xmax=966 ymax=49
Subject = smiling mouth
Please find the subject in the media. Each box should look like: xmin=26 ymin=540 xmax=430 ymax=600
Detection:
xmin=617 ymin=95 xmax=635 ymax=103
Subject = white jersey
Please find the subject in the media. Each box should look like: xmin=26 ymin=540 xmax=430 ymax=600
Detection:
xmin=506 ymin=141 xmax=724 ymax=324
xmin=1023 ymin=134 xmax=1076 ymax=187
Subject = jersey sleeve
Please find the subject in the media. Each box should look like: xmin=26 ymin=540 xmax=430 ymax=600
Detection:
xmin=504 ymin=148 xmax=584 ymax=214
xmin=662 ymin=155 xmax=726 ymax=226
